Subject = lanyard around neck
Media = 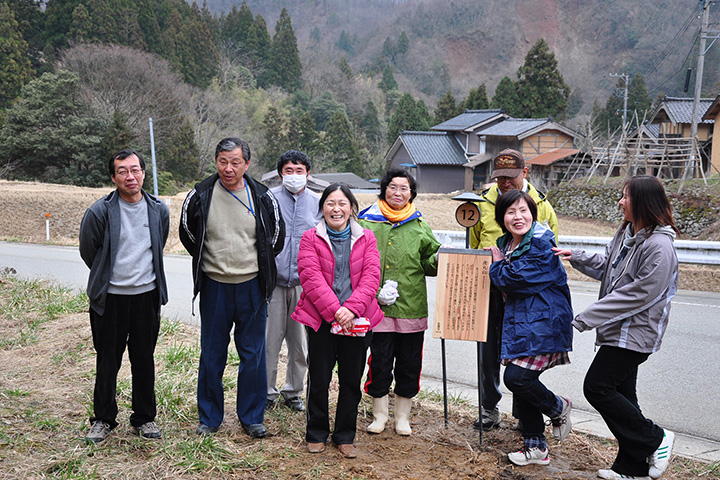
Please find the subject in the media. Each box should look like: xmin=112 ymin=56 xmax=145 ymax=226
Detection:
xmin=220 ymin=180 xmax=255 ymax=217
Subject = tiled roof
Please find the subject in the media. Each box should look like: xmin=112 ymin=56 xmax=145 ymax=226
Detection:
xmin=400 ymin=131 xmax=467 ymax=165
xmin=526 ymin=148 xmax=579 ymax=166
xmin=431 ymin=109 xmax=504 ymax=131
xmin=311 ymin=173 xmax=378 ymax=189
xmin=655 ymin=97 xmax=714 ymax=125
xmin=477 ymin=118 xmax=549 ymax=136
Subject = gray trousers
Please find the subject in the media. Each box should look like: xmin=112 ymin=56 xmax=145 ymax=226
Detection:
xmin=265 ymin=285 xmax=307 ymax=400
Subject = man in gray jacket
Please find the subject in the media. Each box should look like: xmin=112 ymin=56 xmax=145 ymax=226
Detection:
xmin=266 ymin=150 xmax=321 ymax=412
xmin=79 ymin=149 xmax=169 ymax=444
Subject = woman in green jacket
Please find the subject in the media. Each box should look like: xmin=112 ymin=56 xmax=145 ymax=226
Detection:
xmin=358 ymin=167 xmax=441 ymax=436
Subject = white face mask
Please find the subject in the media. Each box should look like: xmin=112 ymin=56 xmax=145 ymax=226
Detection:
xmin=282 ymin=174 xmax=307 ymax=194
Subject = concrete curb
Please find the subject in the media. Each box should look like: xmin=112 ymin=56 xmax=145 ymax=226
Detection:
xmin=420 ymin=376 xmax=720 ymax=464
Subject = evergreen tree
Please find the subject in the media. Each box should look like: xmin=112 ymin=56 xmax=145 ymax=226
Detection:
xmin=434 ymin=90 xmax=459 ymax=124
xmin=360 ymin=100 xmax=382 ymax=143
xmin=267 ymin=8 xmax=302 ymax=92
xmin=491 ymin=76 xmax=521 ymax=115
xmin=628 ymin=73 xmax=652 ymax=122
xmin=396 ymin=31 xmax=410 ymax=56
xmin=0 ymin=70 xmax=105 ymax=184
xmin=100 ymin=112 xmax=133 ymax=164
xmin=262 ymin=105 xmax=290 ymax=170
xmin=309 ymin=91 xmax=345 ymax=131
xmin=339 ymin=57 xmax=354 ymax=81
xmin=337 ymin=30 xmax=353 ymax=54
xmin=43 ymin=0 xmax=82 ymax=49
xmin=222 ymin=2 xmax=255 ymax=50
xmin=463 ymin=83 xmax=489 ymax=110
xmin=295 ymin=110 xmax=319 ymax=155
xmin=162 ymin=120 xmax=200 ymax=183
xmin=378 ymin=65 xmax=398 ymax=93
xmin=324 ymin=110 xmax=359 ymax=173
xmin=5 ymin=0 xmax=44 ymax=68
xmin=595 ymin=78 xmax=626 ymax=134
xmin=0 ymin=2 xmax=34 ymax=109
xmin=387 ymin=93 xmax=431 ymax=145
xmin=68 ymin=4 xmax=91 ymax=43
xmin=566 ymin=90 xmax=584 ymax=118
xmin=515 ymin=38 xmax=570 ymax=119
xmin=381 ymin=37 xmax=395 ymax=61
xmin=253 ymin=14 xmax=272 ymax=88
xmin=137 ymin=0 xmax=163 ymax=56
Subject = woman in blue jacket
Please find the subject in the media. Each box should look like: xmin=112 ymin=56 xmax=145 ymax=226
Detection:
xmin=486 ymin=189 xmax=573 ymax=467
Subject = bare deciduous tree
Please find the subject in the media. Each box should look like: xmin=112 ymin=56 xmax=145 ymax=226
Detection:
xmin=60 ymin=44 xmax=191 ymax=160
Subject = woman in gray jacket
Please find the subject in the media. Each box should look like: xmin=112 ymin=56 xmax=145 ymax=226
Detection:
xmin=553 ymin=176 xmax=678 ymax=480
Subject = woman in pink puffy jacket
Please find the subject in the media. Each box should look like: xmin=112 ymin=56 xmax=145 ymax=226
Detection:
xmin=291 ymin=183 xmax=383 ymax=459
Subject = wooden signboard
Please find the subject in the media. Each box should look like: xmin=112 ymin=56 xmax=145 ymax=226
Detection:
xmin=432 ymin=248 xmax=491 ymax=342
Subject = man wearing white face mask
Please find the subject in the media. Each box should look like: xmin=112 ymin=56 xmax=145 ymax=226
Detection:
xmin=266 ymin=150 xmax=321 ymax=412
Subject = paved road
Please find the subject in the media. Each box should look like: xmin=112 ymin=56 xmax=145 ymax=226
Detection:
xmin=2 ymin=241 xmax=719 ymax=442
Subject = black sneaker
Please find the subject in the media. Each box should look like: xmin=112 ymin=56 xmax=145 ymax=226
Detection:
xmin=195 ymin=423 xmax=219 ymax=436
xmin=133 ymin=421 xmax=162 ymax=439
xmin=284 ymin=396 xmax=305 ymax=412
xmin=472 ymin=407 xmax=500 ymax=430
xmin=85 ymin=420 xmax=113 ymax=444
xmin=265 ymin=398 xmax=277 ymax=411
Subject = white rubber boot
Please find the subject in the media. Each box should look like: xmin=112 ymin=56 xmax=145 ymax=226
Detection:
xmin=394 ymin=396 xmax=413 ymax=436
xmin=367 ymin=395 xmax=389 ymax=434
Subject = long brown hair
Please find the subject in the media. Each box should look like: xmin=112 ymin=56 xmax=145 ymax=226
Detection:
xmin=622 ymin=175 xmax=679 ymax=234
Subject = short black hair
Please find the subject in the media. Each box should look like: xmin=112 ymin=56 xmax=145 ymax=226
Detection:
xmin=379 ymin=167 xmax=417 ymax=202
xmin=494 ymin=189 xmax=537 ymax=233
xmin=109 ymin=149 xmax=145 ymax=177
xmin=318 ymin=183 xmax=359 ymax=217
xmin=277 ymin=150 xmax=311 ymax=175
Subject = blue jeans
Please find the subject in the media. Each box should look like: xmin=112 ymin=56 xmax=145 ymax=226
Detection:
xmin=197 ymin=276 xmax=267 ymax=428
xmin=504 ymin=363 xmax=561 ymax=443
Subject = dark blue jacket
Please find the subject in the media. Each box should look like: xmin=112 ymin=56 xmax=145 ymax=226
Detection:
xmin=489 ymin=222 xmax=573 ymax=360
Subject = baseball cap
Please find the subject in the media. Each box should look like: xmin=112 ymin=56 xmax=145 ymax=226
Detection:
xmin=490 ymin=149 xmax=526 ymax=179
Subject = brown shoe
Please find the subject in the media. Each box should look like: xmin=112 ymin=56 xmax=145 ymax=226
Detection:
xmin=307 ymin=442 xmax=326 ymax=453
xmin=337 ymin=443 xmax=357 ymax=458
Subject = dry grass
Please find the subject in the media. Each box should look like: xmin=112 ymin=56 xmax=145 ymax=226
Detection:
xmin=0 ymin=274 xmax=718 ymax=479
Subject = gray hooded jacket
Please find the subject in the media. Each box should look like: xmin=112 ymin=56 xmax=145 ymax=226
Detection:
xmin=570 ymin=224 xmax=678 ymax=353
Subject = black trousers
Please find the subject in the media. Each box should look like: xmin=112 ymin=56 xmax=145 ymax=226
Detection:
xmin=364 ymin=331 xmax=424 ymax=398
xmin=481 ymin=286 xmax=505 ymax=410
xmin=305 ymin=322 xmax=371 ymax=445
xmin=89 ymin=290 xmax=160 ymax=428
xmin=584 ymin=346 xmax=663 ymax=477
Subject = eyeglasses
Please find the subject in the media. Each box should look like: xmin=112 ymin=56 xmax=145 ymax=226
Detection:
xmin=115 ymin=167 xmax=143 ymax=177
xmin=387 ymin=184 xmax=410 ymax=193
xmin=217 ymin=160 xmax=244 ymax=169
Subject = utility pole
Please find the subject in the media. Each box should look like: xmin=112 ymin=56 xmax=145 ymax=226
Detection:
xmin=149 ymin=117 xmax=159 ymax=197
xmin=690 ymin=0 xmax=711 ymax=143
xmin=610 ymin=73 xmax=629 ymax=133
xmin=688 ymin=0 xmax=712 ymax=182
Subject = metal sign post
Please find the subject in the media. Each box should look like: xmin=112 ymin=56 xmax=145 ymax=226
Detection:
xmin=434 ymin=192 xmax=489 ymax=444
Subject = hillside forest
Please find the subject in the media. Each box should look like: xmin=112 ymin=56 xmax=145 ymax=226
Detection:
xmin=1 ymin=0 xmax=718 ymax=193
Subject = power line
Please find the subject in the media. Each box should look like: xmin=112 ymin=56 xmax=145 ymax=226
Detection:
xmin=649 ymin=31 xmax=700 ymax=95
xmin=642 ymin=5 xmax=702 ymax=79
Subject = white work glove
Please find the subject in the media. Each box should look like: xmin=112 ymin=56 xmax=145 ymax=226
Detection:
xmin=377 ymin=279 xmax=399 ymax=306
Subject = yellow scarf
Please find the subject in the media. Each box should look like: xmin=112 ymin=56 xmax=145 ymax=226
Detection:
xmin=378 ymin=199 xmax=416 ymax=223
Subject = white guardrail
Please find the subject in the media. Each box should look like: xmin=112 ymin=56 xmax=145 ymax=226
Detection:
xmin=432 ymin=230 xmax=720 ymax=266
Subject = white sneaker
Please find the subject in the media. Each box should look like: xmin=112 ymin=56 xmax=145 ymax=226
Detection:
xmin=648 ymin=429 xmax=674 ymax=478
xmin=550 ymin=396 xmax=572 ymax=441
xmin=507 ymin=447 xmax=550 ymax=466
xmin=597 ymin=468 xmax=651 ymax=479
